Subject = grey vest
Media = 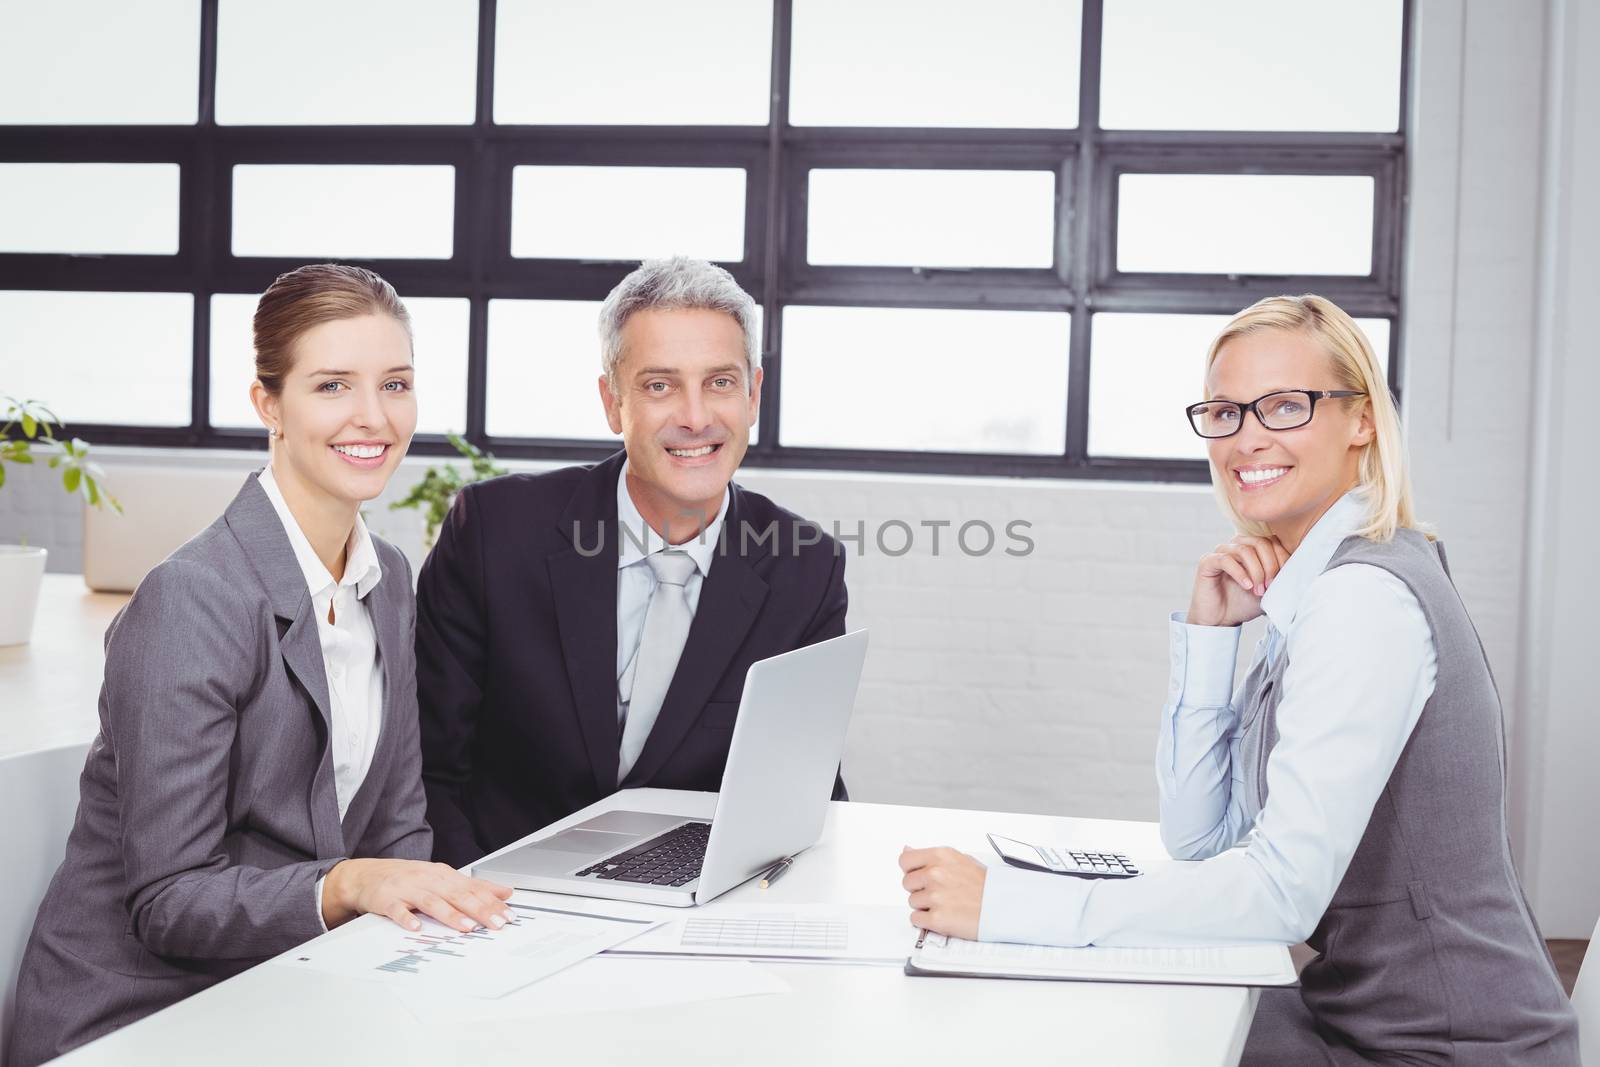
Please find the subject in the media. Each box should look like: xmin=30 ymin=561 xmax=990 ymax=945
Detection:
xmin=1235 ymin=531 xmax=1578 ymax=1064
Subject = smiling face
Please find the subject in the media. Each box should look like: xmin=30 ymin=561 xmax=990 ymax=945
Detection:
xmin=1205 ymin=326 xmax=1374 ymax=551
xmin=251 ymin=313 xmax=417 ymax=510
xmin=599 ymin=306 xmax=760 ymax=537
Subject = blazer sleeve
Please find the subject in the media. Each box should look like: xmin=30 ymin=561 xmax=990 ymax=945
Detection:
xmin=800 ymin=541 xmax=850 ymax=801
xmin=357 ymin=551 xmax=433 ymax=862
xmin=415 ymin=484 xmax=491 ymax=867
xmin=106 ymin=560 xmax=341 ymax=961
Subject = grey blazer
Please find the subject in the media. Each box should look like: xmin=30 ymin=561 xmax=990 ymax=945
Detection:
xmin=8 ymin=474 xmax=432 ymax=1067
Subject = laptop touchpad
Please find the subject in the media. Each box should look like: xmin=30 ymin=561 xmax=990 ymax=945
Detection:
xmin=581 ymin=810 xmax=684 ymax=835
xmin=531 ymin=828 xmax=634 ymax=857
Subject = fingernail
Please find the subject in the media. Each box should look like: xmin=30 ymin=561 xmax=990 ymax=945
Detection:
xmin=489 ymin=915 xmax=505 ymax=929
xmin=1255 ymin=585 xmax=1265 ymax=596
xmin=407 ymin=919 xmax=420 ymax=931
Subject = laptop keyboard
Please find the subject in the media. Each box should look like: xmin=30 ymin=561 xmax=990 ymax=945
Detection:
xmin=574 ymin=821 xmax=710 ymax=887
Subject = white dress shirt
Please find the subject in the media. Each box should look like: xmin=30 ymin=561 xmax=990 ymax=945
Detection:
xmin=258 ymin=466 xmax=385 ymax=821
xmin=980 ymin=491 xmax=1438 ymax=947
xmin=615 ymin=460 xmax=729 ymax=736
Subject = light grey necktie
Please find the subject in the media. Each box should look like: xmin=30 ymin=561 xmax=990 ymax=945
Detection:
xmin=618 ymin=550 xmax=698 ymax=782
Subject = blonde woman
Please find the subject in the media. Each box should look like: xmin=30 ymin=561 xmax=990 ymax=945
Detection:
xmin=899 ymin=296 xmax=1578 ymax=1064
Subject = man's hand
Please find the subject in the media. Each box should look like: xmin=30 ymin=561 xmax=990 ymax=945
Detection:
xmin=899 ymin=846 xmax=987 ymax=941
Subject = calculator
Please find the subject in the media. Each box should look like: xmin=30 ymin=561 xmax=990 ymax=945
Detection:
xmin=987 ymin=833 xmax=1142 ymax=879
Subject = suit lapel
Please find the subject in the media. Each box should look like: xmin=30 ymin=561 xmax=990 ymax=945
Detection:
xmin=549 ymin=453 xmax=626 ymax=794
xmin=621 ymin=486 xmax=769 ymax=788
xmin=223 ymin=472 xmax=347 ymax=858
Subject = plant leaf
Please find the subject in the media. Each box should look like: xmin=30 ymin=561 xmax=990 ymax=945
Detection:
xmin=63 ymin=467 xmax=81 ymax=494
xmin=22 ymin=413 xmax=37 ymax=438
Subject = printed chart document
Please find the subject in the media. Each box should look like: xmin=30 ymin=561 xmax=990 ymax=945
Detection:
xmin=275 ymin=901 xmax=662 ymax=998
xmin=607 ymin=902 xmax=912 ymax=965
xmin=907 ymin=933 xmax=1298 ymax=987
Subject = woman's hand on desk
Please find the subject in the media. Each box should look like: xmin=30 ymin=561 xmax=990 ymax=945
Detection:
xmin=900 ymin=846 xmax=986 ymax=941
xmin=322 ymin=859 xmax=514 ymax=933
xmin=1187 ymin=535 xmax=1290 ymax=627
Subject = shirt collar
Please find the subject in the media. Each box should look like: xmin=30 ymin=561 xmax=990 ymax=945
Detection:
xmin=258 ymin=465 xmax=383 ymax=601
xmin=1258 ymin=490 xmax=1367 ymax=633
xmin=614 ymin=459 xmax=729 ymax=578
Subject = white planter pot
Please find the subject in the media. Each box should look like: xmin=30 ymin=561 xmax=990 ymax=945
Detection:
xmin=0 ymin=545 xmax=48 ymax=646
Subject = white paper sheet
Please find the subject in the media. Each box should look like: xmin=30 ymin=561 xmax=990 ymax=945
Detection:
xmin=273 ymin=900 xmax=662 ymax=998
xmin=606 ymin=902 xmax=914 ymax=964
xmin=394 ymin=956 xmax=791 ymax=1024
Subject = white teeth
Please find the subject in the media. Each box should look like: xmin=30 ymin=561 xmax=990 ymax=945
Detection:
xmin=668 ymin=445 xmax=715 ymax=458
xmin=1239 ymin=467 xmax=1289 ymax=484
xmin=333 ymin=444 xmax=385 ymax=459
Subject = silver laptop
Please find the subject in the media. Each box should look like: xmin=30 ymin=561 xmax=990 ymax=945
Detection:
xmin=473 ymin=629 xmax=868 ymax=907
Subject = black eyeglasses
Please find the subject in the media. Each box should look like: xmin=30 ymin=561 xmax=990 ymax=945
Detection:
xmin=1185 ymin=390 xmax=1367 ymax=439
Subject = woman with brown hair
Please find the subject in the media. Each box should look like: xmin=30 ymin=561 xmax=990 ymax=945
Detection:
xmin=9 ymin=264 xmax=512 ymax=1065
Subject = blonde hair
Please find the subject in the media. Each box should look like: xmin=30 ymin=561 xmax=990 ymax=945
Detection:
xmin=1203 ymin=294 xmax=1424 ymax=542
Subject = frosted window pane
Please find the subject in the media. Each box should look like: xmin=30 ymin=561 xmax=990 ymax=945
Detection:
xmin=1101 ymin=0 xmax=1403 ymax=132
xmin=494 ymin=0 xmax=770 ymax=125
xmin=780 ymin=306 xmax=1068 ymax=454
xmin=232 ymin=165 xmax=455 ymax=259
xmin=511 ymin=167 xmax=746 ymax=262
xmin=1089 ymin=313 xmax=1392 ymax=460
xmin=210 ymin=294 xmax=469 ymax=435
xmin=0 ymin=164 xmax=181 ymax=255
xmin=807 ymin=169 xmax=1056 ymax=268
xmin=486 ymin=300 xmax=616 ymax=440
xmin=0 ymin=0 xmax=199 ymax=124
xmin=0 ymin=291 xmax=192 ymax=426
xmin=208 ymin=293 xmax=259 ymax=430
xmin=216 ymin=0 xmax=477 ymax=125
xmin=790 ymin=0 xmax=1080 ymax=128
xmin=487 ymin=299 xmax=762 ymax=442
xmin=1118 ymin=175 xmax=1374 ymax=276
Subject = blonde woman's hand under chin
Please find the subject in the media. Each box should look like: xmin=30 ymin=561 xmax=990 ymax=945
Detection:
xmin=1187 ymin=535 xmax=1291 ymax=628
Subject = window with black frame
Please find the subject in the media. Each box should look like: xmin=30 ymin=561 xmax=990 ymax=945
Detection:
xmin=0 ymin=0 xmax=1408 ymax=482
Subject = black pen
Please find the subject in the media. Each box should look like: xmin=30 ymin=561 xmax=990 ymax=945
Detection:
xmin=758 ymin=856 xmax=794 ymax=889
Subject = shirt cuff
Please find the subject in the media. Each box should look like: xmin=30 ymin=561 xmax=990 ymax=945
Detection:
xmin=978 ymin=863 xmax=1092 ymax=947
xmin=314 ymin=875 xmax=330 ymax=933
xmin=1167 ymin=611 xmax=1241 ymax=708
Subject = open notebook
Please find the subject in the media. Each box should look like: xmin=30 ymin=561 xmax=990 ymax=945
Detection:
xmin=907 ymin=933 xmax=1298 ymax=987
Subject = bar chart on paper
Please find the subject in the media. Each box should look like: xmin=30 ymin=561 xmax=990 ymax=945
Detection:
xmin=276 ymin=903 xmax=662 ymax=998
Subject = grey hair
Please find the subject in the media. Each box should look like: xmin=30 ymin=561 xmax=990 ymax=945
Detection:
xmin=598 ymin=256 xmax=761 ymax=394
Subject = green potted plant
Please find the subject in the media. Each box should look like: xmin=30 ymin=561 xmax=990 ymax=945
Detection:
xmin=0 ymin=396 xmax=120 ymax=646
xmin=389 ymin=431 xmax=507 ymax=551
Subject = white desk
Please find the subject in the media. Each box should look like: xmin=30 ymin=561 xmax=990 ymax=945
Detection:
xmin=0 ymin=574 xmax=126 ymax=760
xmin=59 ymin=791 xmax=1260 ymax=1066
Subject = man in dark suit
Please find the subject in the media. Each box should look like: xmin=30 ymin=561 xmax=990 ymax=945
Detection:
xmin=417 ymin=257 xmax=848 ymax=868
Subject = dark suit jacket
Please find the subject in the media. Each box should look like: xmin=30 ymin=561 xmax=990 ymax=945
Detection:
xmin=8 ymin=475 xmax=432 ymax=1067
xmin=417 ymin=451 xmax=848 ymax=868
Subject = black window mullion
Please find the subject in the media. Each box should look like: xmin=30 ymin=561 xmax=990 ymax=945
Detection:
xmin=462 ymin=0 xmax=498 ymax=446
xmin=190 ymin=0 xmax=220 ymax=442
xmin=1063 ymin=0 xmax=1104 ymax=466
xmin=751 ymin=0 xmax=791 ymax=456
